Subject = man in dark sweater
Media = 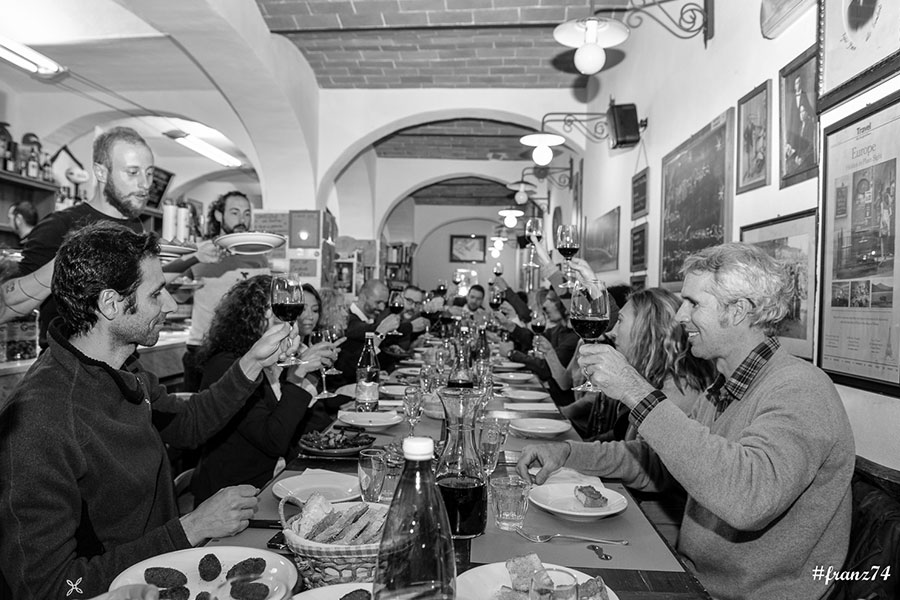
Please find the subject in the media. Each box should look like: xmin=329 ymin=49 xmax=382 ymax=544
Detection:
xmin=0 ymin=223 xmax=297 ymax=599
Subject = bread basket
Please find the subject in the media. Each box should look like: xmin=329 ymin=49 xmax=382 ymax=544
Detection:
xmin=279 ymin=495 xmax=381 ymax=589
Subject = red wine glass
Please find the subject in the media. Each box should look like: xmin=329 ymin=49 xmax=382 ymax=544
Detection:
xmin=570 ymin=278 xmax=610 ymax=392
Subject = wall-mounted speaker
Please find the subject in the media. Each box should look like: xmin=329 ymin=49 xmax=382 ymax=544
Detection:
xmin=606 ymin=103 xmax=641 ymax=149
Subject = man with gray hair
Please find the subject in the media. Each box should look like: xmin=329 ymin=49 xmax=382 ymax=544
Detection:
xmin=517 ymin=242 xmax=855 ymax=600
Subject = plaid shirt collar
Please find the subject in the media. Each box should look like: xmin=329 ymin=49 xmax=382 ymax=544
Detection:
xmin=706 ymin=337 xmax=780 ymax=417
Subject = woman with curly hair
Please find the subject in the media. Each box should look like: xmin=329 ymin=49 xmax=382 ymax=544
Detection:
xmin=190 ymin=275 xmax=340 ymax=505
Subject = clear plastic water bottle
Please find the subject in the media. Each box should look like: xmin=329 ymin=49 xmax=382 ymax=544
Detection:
xmin=373 ymin=437 xmax=456 ymax=600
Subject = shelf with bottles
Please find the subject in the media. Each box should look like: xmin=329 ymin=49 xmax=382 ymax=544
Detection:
xmin=0 ymin=168 xmax=59 ymax=249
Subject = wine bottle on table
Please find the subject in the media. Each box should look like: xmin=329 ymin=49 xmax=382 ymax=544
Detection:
xmin=355 ymin=332 xmax=380 ymax=412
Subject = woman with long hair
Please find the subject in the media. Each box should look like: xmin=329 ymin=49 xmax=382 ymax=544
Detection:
xmin=190 ymin=275 xmax=340 ymax=505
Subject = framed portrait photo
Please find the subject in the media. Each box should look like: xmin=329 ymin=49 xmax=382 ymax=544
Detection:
xmin=449 ymin=234 xmax=486 ymax=263
xmin=820 ymin=89 xmax=900 ymax=394
xmin=737 ymin=80 xmax=772 ymax=194
xmin=630 ymin=223 xmax=648 ymax=272
xmin=740 ymin=209 xmax=817 ymax=360
xmin=660 ymin=109 xmax=734 ymax=290
xmin=631 ymin=167 xmax=649 ymax=219
xmin=779 ymin=46 xmax=819 ymax=189
xmin=818 ymin=0 xmax=900 ymax=111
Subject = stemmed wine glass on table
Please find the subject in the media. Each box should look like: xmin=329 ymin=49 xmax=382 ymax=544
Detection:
xmin=323 ymin=326 xmax=343 ymax=376
xmin=570 ymin=277 xmax=611 ymax=392
xmin=402 ymin=386 xmax=424 ymax=438
xmin=309 ymin=330 xmax=336 ymax=399
xmin=556 ymin=225 xmax=581 ymax=288
xmin=524 ymin=217 xmax=543 ymax=268
xmin=270 ymin=275 xmax=304 ymax=366
xmin=385 ymin=290 xmax=404 ymax=336
xmin=528 ymin=310 xmax=547 ymax=358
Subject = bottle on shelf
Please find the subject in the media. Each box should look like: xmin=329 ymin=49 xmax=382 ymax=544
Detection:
xmin=5 ymin=142 xmax=18 ymax=173
xmin=355 ymin=331 xmax=380 ymax=412
xmin=373 ymin=436 xmax=456 ymax=600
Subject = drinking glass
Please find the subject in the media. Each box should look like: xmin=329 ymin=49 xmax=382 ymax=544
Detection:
xmin=402 ymin=386 xmax=424 ymax=437
xmin=358 ymin=449 xmax=386 ymax=502
xmin=270 ymin=276 xmax=304 ymax=366
xmin=386 ymin=290 xmax=404 ymax=336
xmin=528 ymin=311 xmax=547 ymax=358
xmin=488 ymin=287 xmax=505 ymax=312
xmin=524 ymin=218 xmax=543 ymax=268
xmin=530 ymin=568 xmax=578 ymax=600
xmin=323 ymin=326 xmax=343 ymax=375
xmin=309 ymin=330 xmax=336 ymax=400
xmin=490 ymin=476 xmax=531 ymax=531
xmin=555 ymin=225 xmax=580 ymax=288
xmin=436 ymin=279 xmax=448 ymax=297
xmin=479 ymin=424 xmax=502 ymax=478
xmin=493 ymin=262 xmax=504 ymax=277
xmin=212 ymin=571 xmax=292 ymax=600
xmin=570 ymin=278 xmax=611 ymax=392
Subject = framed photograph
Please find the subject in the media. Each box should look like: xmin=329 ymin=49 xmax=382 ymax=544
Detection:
xmin=630 ymin=274 xmax=647 ymax=292
xmin=660 ymin=109 xmax=734 ymax=290
xmin=820 ymin=89 xmax=900 ymax=393
xmin=740 ymin=209 xmax=817 ymax=360
xmin=631 ymin=167 xmax=649 ymax=219
xmin=779 ymin=46 xmax=819 ymax=189
xmin=818 ymin=0 xmax=900 ymax=112
xmin=737 ymin=80 xmax=772 ymax=194
xmin=630 ymin=223 xmax=648 ymax=272
xmin=584 ymin=207 xmax=620 ymax=272
xmin=334 ymin=259 xmax=357 ymax=295
xmin=449 ymin=234 xmax=486 ymax=263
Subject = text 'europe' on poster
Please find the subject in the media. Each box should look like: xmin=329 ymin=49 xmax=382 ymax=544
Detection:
xmin=823 ymin=103 xmax=900 ymax=382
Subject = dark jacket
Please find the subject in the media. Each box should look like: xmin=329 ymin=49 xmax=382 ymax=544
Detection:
xmin=0 ymin=320 xmax=260 ymax=599
xmin=191 ymin=352 xmax=328 ymax=505
xmin=508 ymin=324 xmax=580 ymax=382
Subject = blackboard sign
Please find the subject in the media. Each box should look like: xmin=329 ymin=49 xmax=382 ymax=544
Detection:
xmin=631 ymin=167 xmax=648 ymax=219
xmin=146 ymin=167 xmax=174 ymax=209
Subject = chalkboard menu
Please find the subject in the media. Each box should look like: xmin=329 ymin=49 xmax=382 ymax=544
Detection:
xmin=146 ymin=167 xmax=174 ymax=209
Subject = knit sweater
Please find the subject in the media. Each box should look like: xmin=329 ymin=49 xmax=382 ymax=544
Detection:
xmin=0 ymin=320 xmax=261 ymax=599
xmin=566 ymin=347 xmax=854 ymax=600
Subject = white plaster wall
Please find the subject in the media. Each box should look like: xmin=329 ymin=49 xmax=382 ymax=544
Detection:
xmin=415 ymin=217 xmax=509 ymax=293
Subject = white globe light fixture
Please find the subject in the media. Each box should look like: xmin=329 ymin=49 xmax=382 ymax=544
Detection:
xmin=553 ymin=16 xmax=629 ymax=76
xmin=532 ymin=145 xmax=554 ymax=166
xmin=504 ymin=214 xmax=518 ymax=228
xmin=574 ymin=43 xmax=606 ymax=75
xmin=498 ymin=207 xmax=524 ymax=229
xmin=519 ymin=132 xmax=565 ymax=167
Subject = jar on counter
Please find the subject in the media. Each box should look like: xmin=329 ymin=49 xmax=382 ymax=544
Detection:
xmin=6 ymin=311 xmax=38 ymax=362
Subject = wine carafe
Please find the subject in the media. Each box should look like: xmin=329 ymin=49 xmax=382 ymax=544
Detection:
xmin=435 ymin=387 xmax=487 ymax=539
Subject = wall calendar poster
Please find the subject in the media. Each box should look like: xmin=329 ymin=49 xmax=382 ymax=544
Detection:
xmin=821 ymin=90 xmax=900 ymax=392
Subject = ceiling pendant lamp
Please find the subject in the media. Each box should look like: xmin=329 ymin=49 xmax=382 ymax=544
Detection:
xmin=519 ymin=132 xmax=564 ymax=167
xmin=553 ymin=16 xmax=629 ymax=76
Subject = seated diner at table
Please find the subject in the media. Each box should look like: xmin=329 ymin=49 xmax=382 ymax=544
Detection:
xmin=0 ymin=223 xmax=297 ymax=599
xmin=190 ymin=277 xmax=342 ymax=506
xmin=517 ymin=242 xmax=856 ymax=600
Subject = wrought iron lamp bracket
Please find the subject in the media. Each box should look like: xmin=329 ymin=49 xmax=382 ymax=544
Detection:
xmin=595 ymin=0 xmax=712 ymax=44
xmin=540 ymin=113 xmax=609 ymax=145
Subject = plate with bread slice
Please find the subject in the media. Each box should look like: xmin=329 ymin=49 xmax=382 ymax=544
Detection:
xmin=529 ymin=483 xmax=627 ymax=521
xmin=456 ymin=554 xmax=618 ymax=600
xmin=292 ymin=582 xmax=373 ymax=600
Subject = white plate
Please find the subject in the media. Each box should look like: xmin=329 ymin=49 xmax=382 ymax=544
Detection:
xmin=510 ymin=418 xmax=571 ymax=439
xmin=495 ymin=372 xmax=534 ymax=383
xmin=398 ymin=359 xmax=424 ymax=367
xmin=394 ymin=367 xmax=421 ymax=377
xmin=338 ymin=410 xmax=403 ymax=430
xmin=293 ymin=582 xmax=373 ymax=600
xmin=159 ymin=243 xmax=196 ymax=255
xmin=493 ymin=361 xmax=525 ymax=370
xmin=529 ymin=483 xmax=628 ymax=521
xmin=380 ymin=384 xmax=409 ymax=397
xmin=215 ymin=232 xmax=286 ymax=255
xmin=502 ymin=389 xmax=550 ymax=402
xmin=272 ymin=471 xmax=360 ymax=502
xmin=457 ymin=562 xmax=619 ymax=600
xmin=110 ymin=546 xmax=296 ymax=597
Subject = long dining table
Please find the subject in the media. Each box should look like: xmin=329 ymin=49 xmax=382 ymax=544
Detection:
xmin=207 ymin=363 xmax=711 ymax=600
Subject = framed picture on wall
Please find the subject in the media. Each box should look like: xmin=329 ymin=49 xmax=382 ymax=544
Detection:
xmin=584 ymin=207 xmax=620 ymax=272
xmin=779 ymin=46 xmax=818 ymax=189
xmin=820 ymin=89 xmax=900 ymax=394
xmin=818 ymin=0 xmax=900 ymax=111
xmin=760 ymin=0 xmax=815 ymax=39
xmin=630 ymin=274 xmax=647 ymax=292
xmin=449 ymin=234 xmax=486 ymax=263
xmin=736 ymin=80 xmax=771 ymax=194
xmin=740 ymin=209 xmax=817 ymax=360
xmin=631 ymin=167 xmax=649 ymax=219
xmin=630 ymin=223 xmax=648 ymax=272
xmin=660 ymin=109 xmax=734 ymax=290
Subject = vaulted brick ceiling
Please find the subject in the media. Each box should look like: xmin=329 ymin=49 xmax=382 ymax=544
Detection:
xmin=254 ymin=0 xmax=631 ymax=89
xmin=373 ymin=118 xmax=536 ymax=160
xmin=410 ymin=176 xmax=514 ymax=206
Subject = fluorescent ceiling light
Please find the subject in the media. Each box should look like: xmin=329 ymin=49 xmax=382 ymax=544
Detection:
xmin=165 ymin=130 xmax=242 ymax=168
xmin=0 ymin=34 xmax=66 ymax=78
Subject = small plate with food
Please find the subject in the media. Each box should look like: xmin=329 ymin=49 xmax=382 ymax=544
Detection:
xmin=298 ymin=430 xmax=376 ymax=456
xmin=215 ymin=232 xmax=286 ymax=255
xmin=337 ymin=410 xmax=403 ymax=431
xmin=456 ymin=553 xmax=617 ymax=600
xmin=529 ymin=483 xmax=627 ymax=521
xmin=379 ymin=384 xmax=409 ymax=398
xmin=110 ymin=546 xmax=296 ymax=599
xmin=394 ymin=367 xmax=421 ymax=377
